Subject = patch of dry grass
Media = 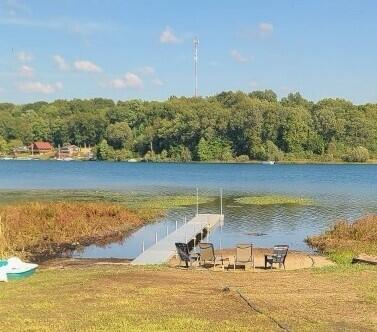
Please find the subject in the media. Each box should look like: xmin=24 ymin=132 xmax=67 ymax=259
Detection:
xmin=307 ymin=214 xmax=377 ymax=264
xmin=0 ymin=202 xmax=144 ymax=261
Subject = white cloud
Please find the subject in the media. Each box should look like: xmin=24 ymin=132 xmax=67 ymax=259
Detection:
xmin=0 ymin=0 xmax=31 ymax=17
xmin=17 ymin=51 xmax=32 ymax=63
xmin=138 ymin=66 xmax=155 ymax=76
xmin=109 ymin=78 xmax=127 ymax=89
xmin=18 ymin=64 xmax=34 ymax=77
xmin=151 ymin=78 xmax=163 ymax=86
xmin=17 ymin=81 xmax=63 ymax=94
xmin=123 ymin=72 xmax=143 ymax=89
xmin=108 ymin=72 xmax=143 ymax=90
xmin=74 ymin=60 xmax=102 ymax=73
xmin=160 ymin=26 xmax=181 ymax=44
xmin=53 ymin=55 xmax=70 ymax=71
xmin=230 ymin=49 xmax=250 ymax=63
xmin=258 ymin=22 xmax=274 ymax=37
xmin=0 ymin=16 xmax=116 ymax=35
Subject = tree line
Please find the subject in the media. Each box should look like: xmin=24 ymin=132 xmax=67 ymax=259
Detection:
xmin=0 ymin=90 xmax=376 ymax=162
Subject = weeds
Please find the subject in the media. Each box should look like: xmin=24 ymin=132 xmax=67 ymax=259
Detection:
xmin=307 ymin=214 xmax=377 ymax=264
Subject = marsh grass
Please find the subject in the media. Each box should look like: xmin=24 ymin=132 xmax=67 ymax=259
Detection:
xmin=235 ymin=195 xmax=314 ymax=206
xmin=0 ymin=202 xmax=145 ymax=261
xmin=0 ymin=191 xmax=214 ymax=261
xmin=307 ymin=214 xmax=377 ymax=264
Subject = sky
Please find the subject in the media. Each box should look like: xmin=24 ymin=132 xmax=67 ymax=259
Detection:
xmin=1 ymin=0 xmax=377 ymax=104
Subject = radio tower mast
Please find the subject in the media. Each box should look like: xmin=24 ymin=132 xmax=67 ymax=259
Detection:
xmin=193 ymin=37 xmax=199 ymax=97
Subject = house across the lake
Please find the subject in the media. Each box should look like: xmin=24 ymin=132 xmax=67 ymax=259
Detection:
xmin=30 ymin=141 xmax=54 ymax=155
xmin=57 ymin=144 xmax=79 ymax=158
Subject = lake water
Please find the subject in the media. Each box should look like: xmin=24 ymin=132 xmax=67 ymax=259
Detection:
xmin=0 ymin=160 xmax=376 ymax=258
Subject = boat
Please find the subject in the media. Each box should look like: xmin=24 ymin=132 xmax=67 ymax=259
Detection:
xmin=261 ymin=160 xmax=275 ymax=165
xmin=128 ymin=158 xmax=138 ymax=163
xmin=0 ymin=257 xmax=38 ymax=282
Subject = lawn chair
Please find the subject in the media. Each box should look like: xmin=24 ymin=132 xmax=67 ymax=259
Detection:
xmin=264 ymin=245 xmax=289 ymax=270
xmin=233 ymin=244 xmax=254 ymax=271
xmin=175 ymin=242 xmax=199 ymax=268
xmin=198 ymin=242 xmax=226 ymax=270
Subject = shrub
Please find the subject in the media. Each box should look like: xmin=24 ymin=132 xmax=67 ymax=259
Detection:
xmin=235 ymin=154 xmax=249 ymax=162
xmin=306 ymin=214 xmax=377 ymax=259
xmin=342 ymin=146 xmax=369 ymax=162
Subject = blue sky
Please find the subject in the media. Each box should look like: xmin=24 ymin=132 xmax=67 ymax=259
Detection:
xmin=1 ymin=0 xmax=377 ymax=104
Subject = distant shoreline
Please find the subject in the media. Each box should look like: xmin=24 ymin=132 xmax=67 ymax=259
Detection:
xmin=1 ymin=158 xmax=377 ymax=165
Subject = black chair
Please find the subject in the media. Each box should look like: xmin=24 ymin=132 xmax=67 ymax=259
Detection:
xmin=175 ymin=242 xmax=199 ymax=268
xmin=264 ymin=245 xmax=289 ymax=269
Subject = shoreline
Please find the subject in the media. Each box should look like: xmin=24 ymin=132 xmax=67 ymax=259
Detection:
xmin=1 ymin=158 xmax=377 ymax=165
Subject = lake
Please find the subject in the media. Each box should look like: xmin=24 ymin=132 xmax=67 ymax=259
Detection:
xmin=0 ymin=160 xmax=376 ymax=258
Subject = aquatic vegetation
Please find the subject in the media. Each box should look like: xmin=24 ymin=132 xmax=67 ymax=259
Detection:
xmin=307 ymin=214 xmax=377 ymax=264
xmin=0 ymin=191 xmax=214 ymax=260
xmin=235 ymin=195 xmax=314 ymax=206
xmin=0 ymin=202 xmax=145 ymax=261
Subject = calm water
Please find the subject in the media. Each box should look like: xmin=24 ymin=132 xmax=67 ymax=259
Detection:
xmin=0 ymin=160 xmax=376 ymax=258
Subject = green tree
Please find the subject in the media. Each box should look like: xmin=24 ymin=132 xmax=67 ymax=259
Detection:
xmin=95 ymin=140 xmax=114 ymax=160
xmin=0 ymin=136 xmax=8 ymax=155
xmin=105 ymin=122 xmax=133 ymax=149
xmin=249 ymin=89 xmax=277 ymax=103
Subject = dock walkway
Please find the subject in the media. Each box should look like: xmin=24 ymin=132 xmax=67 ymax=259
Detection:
xmin=131 ymin=214 xmax=224 ymax=265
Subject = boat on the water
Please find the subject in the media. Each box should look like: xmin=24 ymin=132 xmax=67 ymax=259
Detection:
xmin=0 ymin=257 xmax=38 ymax=282
xmin=261 ymin=160 xmax=275 ymax=165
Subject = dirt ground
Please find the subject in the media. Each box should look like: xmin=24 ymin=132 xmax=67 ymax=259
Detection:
xmin=42 ymin=247 xmax=334 ymax=272
xmin=168 ymin=247 xmax=334 ymax=271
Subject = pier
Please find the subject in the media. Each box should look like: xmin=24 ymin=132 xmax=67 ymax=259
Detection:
xmin=131 ymin=213 xmax=224 ymax=265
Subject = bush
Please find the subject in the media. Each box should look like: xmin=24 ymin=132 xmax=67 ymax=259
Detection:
xmin=235 ymin=154 xmax=249 ymax=162
xmin=342 ymin=146 xmax=369 ymax=162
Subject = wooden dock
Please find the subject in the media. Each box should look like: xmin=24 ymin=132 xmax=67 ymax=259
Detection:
xmin=131 ymin=214 xmax=224 ymax=265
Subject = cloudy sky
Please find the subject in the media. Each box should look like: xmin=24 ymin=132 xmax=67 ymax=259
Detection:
xmin=1 ymin=0 xmax=377 ymax=104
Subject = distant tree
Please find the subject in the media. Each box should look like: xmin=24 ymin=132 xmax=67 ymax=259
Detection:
xmin=0 ymin=136 xmax=8 ymax=155
xmin=105 ymin=122 xmax=133 ymax=149
xmin=249 ymin=89 xmax=277 ymax=103
xmin=95 ymin=139 xmax=114 ymax=160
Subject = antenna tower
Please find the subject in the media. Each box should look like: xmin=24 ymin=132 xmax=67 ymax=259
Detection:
xmin=193 ymin=37 xmax=199 ymax=97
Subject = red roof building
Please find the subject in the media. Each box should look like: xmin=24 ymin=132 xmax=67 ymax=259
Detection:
xmin=30 ymin=141 xmax=54 ymax=154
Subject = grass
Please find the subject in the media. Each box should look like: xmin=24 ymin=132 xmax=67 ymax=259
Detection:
xmin=307 ymin=214 xmax=377 ymax=264
xmin=235 ymin=195 xmax=314 ymax=206
xmin=0 ymin=202 xmax=144 ymax=261
xmin=0 ymin=264 xmax=376 ymax=331
xmin=0 ymin=191 xmax=214 ymax=261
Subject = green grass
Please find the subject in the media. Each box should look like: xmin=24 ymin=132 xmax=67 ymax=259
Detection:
xmin=0 ymin=190 xmax=214 ymax=220
xmin=235 ymin=195 xmax=314 ymax=206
